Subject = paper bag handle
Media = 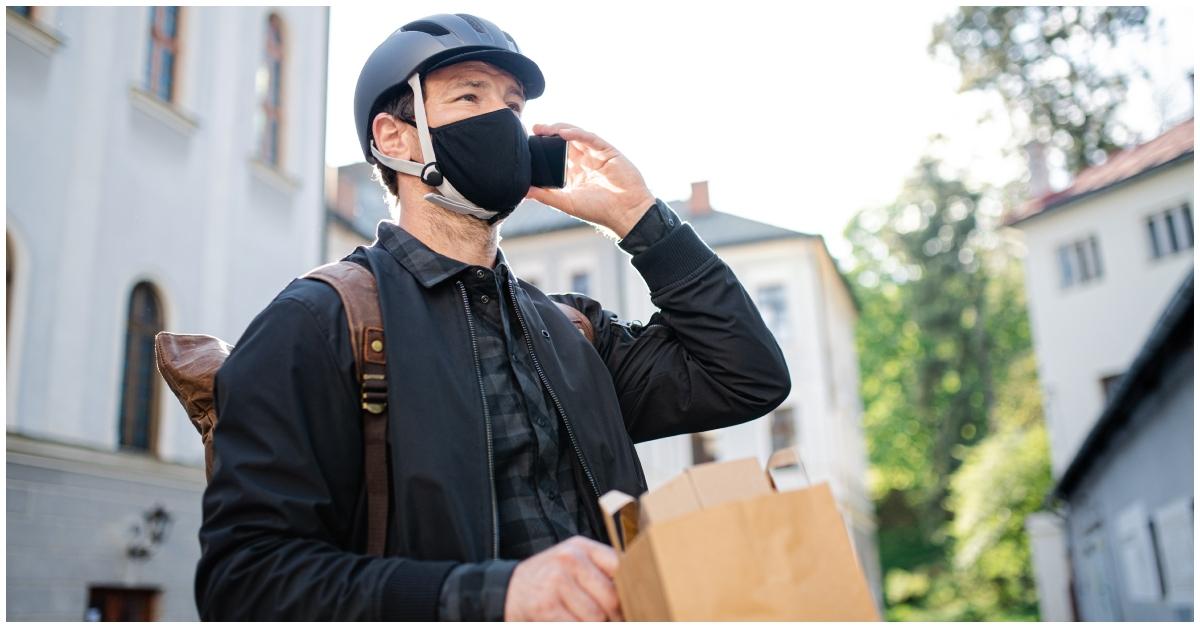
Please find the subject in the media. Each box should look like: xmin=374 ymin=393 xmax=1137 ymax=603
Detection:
xmin=598 ymin=490 xmax=639 ymax=553
xmin=766 ymin=446 xmax=811 ymax=491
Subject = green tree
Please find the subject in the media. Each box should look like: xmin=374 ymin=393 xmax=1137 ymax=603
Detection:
xmin=930 ymin=6 xmax=1151 ymax=173
xmin=847 ymin=154 xmax=1049 ymax=620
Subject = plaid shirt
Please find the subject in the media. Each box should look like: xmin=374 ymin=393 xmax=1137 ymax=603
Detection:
xmin=378 ymin=203 xmax=677 ymax=621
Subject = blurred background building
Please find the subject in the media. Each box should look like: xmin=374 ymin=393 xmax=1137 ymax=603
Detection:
xmin=327 ymin=176 xmax=883 ymax=605
xmin=6 ymin=6 xmax=330 ymax=620
xmin=1007 ymin=117 xmax=1194 ymax=621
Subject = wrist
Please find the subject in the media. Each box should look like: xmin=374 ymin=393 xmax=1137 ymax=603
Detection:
xmin=608 ymin=194 xmax=657 ymax=239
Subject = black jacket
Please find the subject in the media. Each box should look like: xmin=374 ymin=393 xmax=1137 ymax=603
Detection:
xmin=195 ymin=213 xmax=791 ymax=620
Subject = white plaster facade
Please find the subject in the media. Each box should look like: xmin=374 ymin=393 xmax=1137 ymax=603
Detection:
xmin=1011 ymin=158 xmax=1193 ymax=478
xmin=6 ymin=6 xmax=330 ymax=620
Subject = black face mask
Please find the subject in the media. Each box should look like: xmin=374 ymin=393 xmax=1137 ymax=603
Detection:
xmin=429 ymin=108 xmax=532 ymax=222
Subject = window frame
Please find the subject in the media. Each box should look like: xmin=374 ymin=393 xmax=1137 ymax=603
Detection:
xmin=1056 ymin=233 xmax=1104 ymax=290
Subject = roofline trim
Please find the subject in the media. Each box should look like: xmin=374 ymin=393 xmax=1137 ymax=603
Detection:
xmin=1007 ymin=151 xmax=1194 ymax=228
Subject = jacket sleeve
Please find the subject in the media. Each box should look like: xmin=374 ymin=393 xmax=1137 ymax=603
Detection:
xmin=551 ymin=203 xmax=792 ymax=443
xmin=195 ymin=294 xmax=456 ymax=620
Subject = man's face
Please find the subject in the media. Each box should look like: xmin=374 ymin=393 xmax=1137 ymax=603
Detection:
xmin=422 ymin=60 xmax=526 ymax=127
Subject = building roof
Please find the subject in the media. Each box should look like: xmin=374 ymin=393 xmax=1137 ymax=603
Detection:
xmin=1006 ymin=118 xmax=1195 ymax=227
xmin=501 ymin=196 xmax=816 ymax=248
xmin=1053 ymin=270 xmax=1195 ymax=499
xmin=501 ymin=192 xmax=860 ymax=313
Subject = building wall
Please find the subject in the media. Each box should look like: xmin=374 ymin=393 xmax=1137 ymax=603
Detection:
xmin=1016 ymin=161 xmax=1194 ymax=477
xmin=7 ymin=436 xmax=207 ymax=621
xmin=1064 ymin=349 xmax=1194 ymax=621
xmin=6 ymin=6 xmax=329 ymax=620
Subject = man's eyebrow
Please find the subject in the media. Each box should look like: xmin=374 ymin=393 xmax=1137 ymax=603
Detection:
xmin=451 ymin=78 xmax=490 ymax=90
xmin=449 ymin=77 xmax=525 ymax=101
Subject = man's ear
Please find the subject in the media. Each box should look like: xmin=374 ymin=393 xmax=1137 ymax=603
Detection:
xmin=371 ymin=113 xmax=423 ymax=163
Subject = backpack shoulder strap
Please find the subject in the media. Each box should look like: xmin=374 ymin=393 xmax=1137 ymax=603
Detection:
xmin=304 ymin=260 xmax=390 ymax=557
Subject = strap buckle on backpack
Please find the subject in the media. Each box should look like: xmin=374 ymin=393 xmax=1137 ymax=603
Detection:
xmin=361 ymin=374 xmax=388 ymax=414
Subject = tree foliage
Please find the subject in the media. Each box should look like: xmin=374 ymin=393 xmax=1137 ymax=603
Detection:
xmin=846 ymin=155 xmax=1049 ymax=620
xmin=930 ymin=6 xmax=1151 ymax=173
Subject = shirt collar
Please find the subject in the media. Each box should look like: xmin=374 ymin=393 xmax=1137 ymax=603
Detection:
xmin=376 ymin=220 xmax=512 ymax=288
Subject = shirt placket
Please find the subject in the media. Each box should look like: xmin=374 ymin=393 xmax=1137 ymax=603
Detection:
xmin=495 ymin=267 xmax=578 ymax=541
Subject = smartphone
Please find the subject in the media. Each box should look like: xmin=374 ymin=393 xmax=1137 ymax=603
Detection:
xmin=529 ymin=134 xmax=567 ymax=189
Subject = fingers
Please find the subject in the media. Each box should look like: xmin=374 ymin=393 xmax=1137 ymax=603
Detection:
xmin=572 ymin=557 xmax=621 ymax=620
xmin=558 ymin=575 xmax=609 ymax=621
xmin=582 ymin=539 xmax=620 ymax=579
xmin=534 ymin=122 xmax=616 ymax=154
xmin=565 ymin=537 xmax=622 ymax=621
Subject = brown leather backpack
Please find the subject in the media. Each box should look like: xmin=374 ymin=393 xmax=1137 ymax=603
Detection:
xmin=154 ymin=260 xmax=595 ymax=557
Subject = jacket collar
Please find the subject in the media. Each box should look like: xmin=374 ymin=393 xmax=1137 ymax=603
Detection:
xmin=375 ymin=220 xmax=512 ymax=289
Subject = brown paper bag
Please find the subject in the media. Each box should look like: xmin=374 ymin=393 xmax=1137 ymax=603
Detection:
xmin=600 ymin=448 xmax=880 ymax=621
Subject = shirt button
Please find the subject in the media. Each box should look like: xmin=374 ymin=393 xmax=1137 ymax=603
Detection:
xmin=480 ymin=294 xmax=490 ymax=304
xmin=475 ymin=269 xmax=486 ymax=279
xmin=547 ymin=489 xmax=559 ymax=502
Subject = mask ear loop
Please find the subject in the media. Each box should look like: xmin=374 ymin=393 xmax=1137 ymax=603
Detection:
xmin=407 ymin=74 xmax=500 ymax=222
xmin=367 ymin=74 xmax=501 ymax=222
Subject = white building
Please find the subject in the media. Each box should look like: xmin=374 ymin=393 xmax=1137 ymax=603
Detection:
xmin=1006 ymin=118 xmax=1194 ymax=479
xmin=1007 ymin=117 xmax=1194 ymax=621
xmin=499 ymin=181 xmax=882 ymax=605
xmin=6 ymin=6 xmax=330 ymax=620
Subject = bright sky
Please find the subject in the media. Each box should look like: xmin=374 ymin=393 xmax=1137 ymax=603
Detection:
xmin=325 ymin=3 xmax=1194 ymax=263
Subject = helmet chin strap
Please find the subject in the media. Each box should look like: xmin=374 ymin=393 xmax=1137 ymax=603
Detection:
xmin=369 ymin=73 xmax=500 ymax=222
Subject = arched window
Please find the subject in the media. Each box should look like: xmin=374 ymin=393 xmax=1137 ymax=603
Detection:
xmin=256 ymin=13 xmax=285 ymax=166
xmin=6 ymin=232 xmax=14 ymax=338
xmin=118 ymin=282 xmax=164 ymax=453
xmin=145 ymin=7 xmax=182 ymax=103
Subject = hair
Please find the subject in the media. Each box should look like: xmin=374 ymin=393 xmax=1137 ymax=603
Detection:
xmin=370 ymin=84 xmax=417 ymax=203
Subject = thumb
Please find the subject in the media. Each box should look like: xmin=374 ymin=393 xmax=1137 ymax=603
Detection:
xmin=525 ymin=186 xmax=573 ymax=213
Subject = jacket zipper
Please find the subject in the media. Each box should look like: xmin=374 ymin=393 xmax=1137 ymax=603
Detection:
xmin=505 ymin=280 xmax=602 ymax=503
xmin=457 ymin=281 xmax=500 ymax=559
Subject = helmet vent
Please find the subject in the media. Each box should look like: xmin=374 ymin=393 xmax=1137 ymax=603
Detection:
xmin=456 ymin=14 xmax=489 ymax=35
xmin=401 ymin=20 xmax=450 ymax=36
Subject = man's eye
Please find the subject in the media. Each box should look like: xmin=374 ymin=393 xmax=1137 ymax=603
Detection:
xmin=457 ymin=94 xmax=478 ymax=103
xmin=508 ymin=103 xmax=523 ymax=114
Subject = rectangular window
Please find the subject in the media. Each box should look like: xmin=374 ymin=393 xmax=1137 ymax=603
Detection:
xmin=1058 ymin=234 xmax=1103 ymax=289
xmin=1147 ymin=216 xmax=1163 ymax=259
xmin=757 ymin=284 xmax=788 ymax=338
xmin=1181 ymin=202 xmax=1194 ymax=247
xmin=1057 ymin=245 xmax=1074 ymax=288
xmin=1164 ymin=210 xmax=1180 ymax=253
xmin=1147 ymin=205 xmax=1195 ymax=261
xmin=145 ymin=7 xmax=182 ymax=103
xmin=570 ymin=271 xmax=590 ymax=295
xmin=1088 ymin=235 xmax=1103 ymax=279
xmin=1100 ymin=373 xmax=1123 ymax=403
xmin=1075 ymin=240 xmax=1092 ymax=282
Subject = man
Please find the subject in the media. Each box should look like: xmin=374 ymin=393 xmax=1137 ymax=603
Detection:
xmin=196 ymin=13 xmax=790 ymax=621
